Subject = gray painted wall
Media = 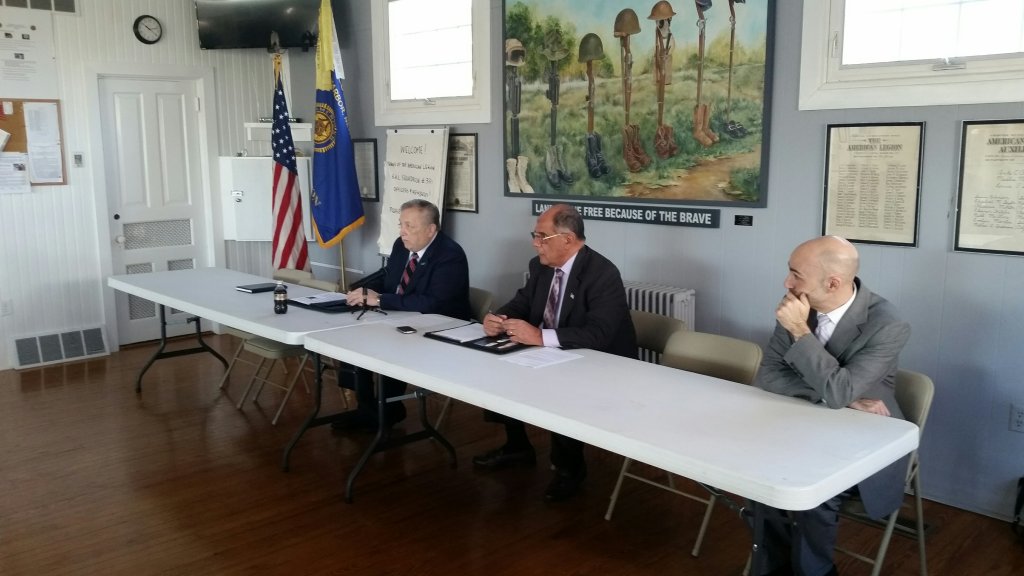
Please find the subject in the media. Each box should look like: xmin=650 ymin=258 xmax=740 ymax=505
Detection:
xmin=318 ymin=0 xmax=1024 ymax=519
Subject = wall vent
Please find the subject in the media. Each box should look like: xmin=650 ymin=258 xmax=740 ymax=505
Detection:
xmin=12 ymin=327 xmax=107 ymax=369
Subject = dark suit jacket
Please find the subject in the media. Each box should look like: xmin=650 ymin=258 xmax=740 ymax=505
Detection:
xmin=755 ymin=278 xmax=911 ymax=518
xmin=367 ymin=231 xmax=471 ymax=321
xmin=498 ymin=245 xmax=636 ymax=358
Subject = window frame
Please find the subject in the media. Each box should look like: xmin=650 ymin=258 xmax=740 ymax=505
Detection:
xmin=800 ymin=0 xmax=1024 ymax=110
xmin=370 ymin=0 xmax=491 ymax=126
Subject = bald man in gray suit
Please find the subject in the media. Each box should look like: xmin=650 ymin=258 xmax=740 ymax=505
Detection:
xmin=752 ymin=236 xmax=911 ymax=576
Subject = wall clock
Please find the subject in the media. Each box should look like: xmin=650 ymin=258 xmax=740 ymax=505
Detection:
xmin=133 ymin=15 xmax=162 ymax=45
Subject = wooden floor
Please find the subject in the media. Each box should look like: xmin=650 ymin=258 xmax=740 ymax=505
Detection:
xmin=1 ymin=334 xmax=1022 ymax=576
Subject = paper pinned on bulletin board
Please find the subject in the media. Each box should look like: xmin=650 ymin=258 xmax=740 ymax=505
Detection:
xmin=0 ymin=152 xmax=31 ymax=194
xmin=22 ymin=101 xmax=62 ymax=183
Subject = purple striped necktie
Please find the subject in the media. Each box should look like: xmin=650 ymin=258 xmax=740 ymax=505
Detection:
xmin=398 ymin=252 xmax=418 ymax=295
xmin=543 ymin=268 xmax=563 ymax=329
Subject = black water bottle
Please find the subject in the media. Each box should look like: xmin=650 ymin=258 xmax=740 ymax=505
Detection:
xmin=273 ymin=281 xmax=288 ymax=314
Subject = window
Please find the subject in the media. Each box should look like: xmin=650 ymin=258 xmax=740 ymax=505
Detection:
xmin=1 ymin=0 xmax=77 ymax=13
xmin=370 ymin=0 xmax=490 ymax=126
xmin=800 ymin=0 xmax=1024 ymax=110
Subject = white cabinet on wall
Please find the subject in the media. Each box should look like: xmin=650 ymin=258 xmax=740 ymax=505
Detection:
xmin=220 ymin=156 xmax=313 ymax=241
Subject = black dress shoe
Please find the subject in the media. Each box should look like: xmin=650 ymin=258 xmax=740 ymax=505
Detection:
xmin=330 ymin=409 xmax=376 ymax=431
xmin=471 ymin=446 xmax=536 ymax=470
xmin=543 ymin=468 xmax=586 ymax=502
xmin=330 ymin=403 xmax=406 ymax=432
xmin=382 ymin=402 xmax=407 ymax=427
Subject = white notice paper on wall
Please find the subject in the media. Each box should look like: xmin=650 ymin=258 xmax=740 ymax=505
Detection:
xmin=0 ymin=8 xmax=59 ymax=98
xmin=0 ymin=153 xmax=31 ymax=194
xmin=0 ymin=128 xmax=10 ymax=151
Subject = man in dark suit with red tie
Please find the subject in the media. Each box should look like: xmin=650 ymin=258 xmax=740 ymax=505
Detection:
xmin=476 ymin=204 xmax=636 ymax=502
xmin=336 ymin=199 xmax=471 ymax=429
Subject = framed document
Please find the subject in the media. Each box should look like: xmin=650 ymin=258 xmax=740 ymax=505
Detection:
xmin=955 ymin=119 xmax=1024 ymax=255
xmin=353 ymin=138 xmax=379 ymax=201
xmin=822 ymin=123 xmax=924 ymax=247
xmin=445 ymin=133 xmax=478 ymax=213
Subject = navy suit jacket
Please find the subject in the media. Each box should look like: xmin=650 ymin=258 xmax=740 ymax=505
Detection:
xmin=367 ymin=231 xmax=472 ymax=321
xmin=498 ymin=245 xmax=636 ymax=358
xmin=755 ymin=278 xmax=911 ymax=519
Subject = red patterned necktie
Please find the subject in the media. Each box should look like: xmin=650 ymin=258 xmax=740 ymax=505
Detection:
xmin=542 ymin=268 xmax=563 ymax=329
xmin=398 ymin=253 xmax=418 ymax=295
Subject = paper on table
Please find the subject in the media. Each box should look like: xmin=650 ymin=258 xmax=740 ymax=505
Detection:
xmin=502 ymin=348 xmax=582 ymax=368
xmin=428 ymin=323 xmax=487 ymax=343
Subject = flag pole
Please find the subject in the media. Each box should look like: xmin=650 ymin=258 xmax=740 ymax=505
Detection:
xmin=338 ymin=241 xmax=347 ymax=290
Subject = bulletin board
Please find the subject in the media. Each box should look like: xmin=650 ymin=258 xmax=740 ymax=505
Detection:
xmin=0 ymin=98 xmax=66 ymax=185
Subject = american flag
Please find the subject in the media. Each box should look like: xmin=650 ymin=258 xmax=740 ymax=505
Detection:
xmin=271 ymin=64 xmax=309 ymax=272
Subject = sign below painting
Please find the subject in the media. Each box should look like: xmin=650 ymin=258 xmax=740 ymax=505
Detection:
xmin=532 ymin=200 xmax=719 ymax=228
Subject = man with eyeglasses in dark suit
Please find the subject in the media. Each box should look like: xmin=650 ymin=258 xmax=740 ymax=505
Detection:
xmin=474 ymin=204 xmax=636 ymax=502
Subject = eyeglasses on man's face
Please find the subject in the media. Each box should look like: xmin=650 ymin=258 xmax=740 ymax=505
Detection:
xmin=529 ymin=231 xmax=567 ymax=243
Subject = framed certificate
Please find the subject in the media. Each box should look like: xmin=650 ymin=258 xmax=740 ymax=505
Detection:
xmin=445 ymin=133 xmax=478 ymax=213
xmin=822 ymin=123 xmax=924 ymax=247
xmin=353 ymin=138 xmax=379 ymax=201
xmin=955 ymin=119 xmax=1024 ymax=255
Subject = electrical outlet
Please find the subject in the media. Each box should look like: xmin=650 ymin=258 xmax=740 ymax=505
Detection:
xmin=1011 ymin=403 xmax=1024 ymax=433
xmin=0 ymin=299 xmax=12 ymax=317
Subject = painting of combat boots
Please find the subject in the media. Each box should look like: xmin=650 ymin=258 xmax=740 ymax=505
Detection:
xmin=502 ymin=0 xmax=775 ymax=207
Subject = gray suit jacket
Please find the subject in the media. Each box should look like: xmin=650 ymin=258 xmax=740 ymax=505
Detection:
xmin=755 ymin=278 xmax=911 ymax=518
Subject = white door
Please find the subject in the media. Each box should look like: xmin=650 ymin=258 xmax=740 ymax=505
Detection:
xmin=101 ymin=76 xmax=209 ymax=344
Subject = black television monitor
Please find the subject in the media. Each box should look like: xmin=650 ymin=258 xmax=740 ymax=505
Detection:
xmin=195 ymin=0 xmax=320 ymax=50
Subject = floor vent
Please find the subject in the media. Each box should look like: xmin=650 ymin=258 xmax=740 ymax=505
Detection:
xmin=12 ymin=327 xmax=108 ymax=369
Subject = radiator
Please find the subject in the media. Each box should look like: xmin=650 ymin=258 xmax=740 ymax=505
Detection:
xmin=623 ymin=281 xmax=695 ymax=363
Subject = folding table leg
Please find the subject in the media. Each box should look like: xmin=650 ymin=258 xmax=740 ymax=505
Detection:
xmin=135 ymin=305 xmax=227 ymax=393
xmin=343 ymin=380 xmax=458 ymax=503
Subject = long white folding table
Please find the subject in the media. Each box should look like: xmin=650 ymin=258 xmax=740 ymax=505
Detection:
xmin=109 ymin=268 xmax=411 ymax=388
xmin=303 ymin=314 xmax=919 ymax=567
xmin=107 ymin=267 xmax=436 ymax=476
xmin=108 ymin=267 xmax=392 ymax=347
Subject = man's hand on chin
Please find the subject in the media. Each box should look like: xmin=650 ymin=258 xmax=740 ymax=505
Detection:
xmin=777 ymin=292 xmax=812 ymax=340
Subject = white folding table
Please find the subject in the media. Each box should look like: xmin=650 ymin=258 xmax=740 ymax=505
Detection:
xmin=304 ymin=314 xmax=919 ymax=564
xmin=108 ymin=267 xmax=424 ymax=470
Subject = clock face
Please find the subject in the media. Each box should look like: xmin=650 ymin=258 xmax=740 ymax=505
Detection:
xmin=133 ymin=15 xmax=162 ymax=45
